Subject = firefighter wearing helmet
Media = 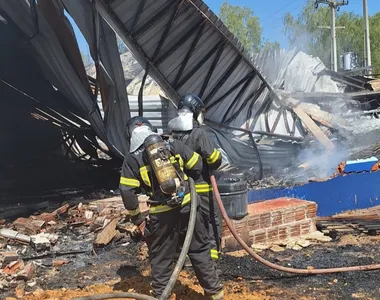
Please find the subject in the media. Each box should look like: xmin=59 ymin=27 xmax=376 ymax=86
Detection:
xmin=168 ymin=94 xmax=223 ymax=268
xmin=119 ymin=116 xmax=224 ymax=299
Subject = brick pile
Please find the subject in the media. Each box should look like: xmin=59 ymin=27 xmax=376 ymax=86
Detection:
xmin=221 ymin=197 xmax=317 ymax=250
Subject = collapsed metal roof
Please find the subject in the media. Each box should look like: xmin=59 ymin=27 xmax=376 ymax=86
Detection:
xmin=94 ymin=0 xmax=283 ymax=129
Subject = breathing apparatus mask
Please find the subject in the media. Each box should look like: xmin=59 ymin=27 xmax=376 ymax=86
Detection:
xmin=177 ymin=93 xmax=206 ymax=127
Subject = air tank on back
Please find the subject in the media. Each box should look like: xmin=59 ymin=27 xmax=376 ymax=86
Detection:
xmin=144 ymin=134 xmax=180 ymax=195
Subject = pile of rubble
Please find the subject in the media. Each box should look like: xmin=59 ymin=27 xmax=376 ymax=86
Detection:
xmin=252 ymin=230 xmax=332 ymax=253
xmin=0 ymin=197 xmax=146 ymax=296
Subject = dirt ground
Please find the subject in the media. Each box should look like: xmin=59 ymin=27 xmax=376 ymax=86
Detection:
xmin=10 ymin=232 xmax=380 ymax=300
xmin=4 ymin=202 xmax=380 ymax=300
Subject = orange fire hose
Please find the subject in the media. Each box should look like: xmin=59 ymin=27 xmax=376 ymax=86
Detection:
xmin=210 ymin=175 xmax=380 ymax=274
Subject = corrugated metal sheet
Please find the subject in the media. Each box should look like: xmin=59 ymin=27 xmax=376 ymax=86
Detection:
xmin=98 ymin=94 xmax=177 ymax=134
xmin=95 ymin=0 xmax=297 ymax=133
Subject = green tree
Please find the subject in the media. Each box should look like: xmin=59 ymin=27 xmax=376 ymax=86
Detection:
xmin=369 ymin=13 xmax=380 ymax=74
xmin=261 ymin=40 xmax=281 ymax=52
xmin=219 ymin=1 xmax=263 ymax=53
xmin=283 ymin=0 xmax=380 ymax=73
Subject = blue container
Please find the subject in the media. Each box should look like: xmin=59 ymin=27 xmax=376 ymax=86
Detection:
xmin=344 ymin=157 xmax=378 ymax=173
xmin=248 ymin=170 xmax=380 ymax=217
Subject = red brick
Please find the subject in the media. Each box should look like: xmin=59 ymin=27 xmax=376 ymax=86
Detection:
xmin=232 ymin=219 xmax=248 ymax=234
xmin=13 ymin=217 xmax=29 ymax=227
xmin=278 ymin=226 xmax=289 ymax=240
xmin=53 ymin=204 xmax=69 ymax=215
xmin=240 ymin=230 xmax=250 ymax=245
xmin=283 ymin=209 xmax=295 ymax=223
xmin=17 ymin=262 xmax=36 ymax=281
xmin=3 ymin=260 xmax=24 ymax=275
xmin=249 ymin=230 xmax=256 ymax=244
xmin=295 ymin=207 xmax=306 ymax=221
xmin=306 ymin=203 xmax=317 ymax=218
xmin=267 ymin=227 xmax=279 ymax=243
xmin=289 ymin=223 xmax=301 ymax=237
xmin=259 ymin=213 xmax=271 ymax=229
xmin=254 ymin=229 xmax=267 ymax=244
xmin=247 ymin=198 xmax=316 ymax=215
xmin=0 ymin=251 xmax=19 ymax=268
xmin=247 ymin=215 xmax=260 ymax=231
xmin=271 ymin=211 xmax=283 ymax=226
xmin=300 ymin=223 xmax=312 ymax=235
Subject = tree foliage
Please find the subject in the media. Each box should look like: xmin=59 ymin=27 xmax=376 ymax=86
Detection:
xmin=283 ymin=0 xmax=380 ymax=73
xmin=219 ymin=1 xmax=270 ymax=53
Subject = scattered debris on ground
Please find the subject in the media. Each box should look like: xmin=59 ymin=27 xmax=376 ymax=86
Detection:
xmin=0 ymin=196 xmax=149 ymax=298
xmin=0 ymin=200 xmax=380 ymax=299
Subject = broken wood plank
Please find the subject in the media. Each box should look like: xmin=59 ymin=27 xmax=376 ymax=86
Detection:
xmin=94 ymin=218 xmax=118 ymax=247
xmin=284 ymin=97 xmax=335 ymax=151
xmin=368 ymin=79 xmax=380 ymax=91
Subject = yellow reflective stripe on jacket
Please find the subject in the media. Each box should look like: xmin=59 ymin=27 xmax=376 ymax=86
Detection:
xmin=210 ymin=249 xmax=219 ymax=260
xmin=195 ymin=183 xmax=213 ymax=193
xmin=149 ymin=193 xmax=191 ymax=214
xmin=181 ymin=193 xmax=191 ymax=206
xmin=128 ymin=207 xmax=140 ymax=216
xmin=170 ymin=154 xmax=184 ymax=170
xmin=139 ymin=166 xmax=151 ymax=187
xmin=120 ymin=177 xmax=140 ymax=187
xmin=206 ymin=148 xmax=221 ymax=164
xmin=185 ymin=152 xmax=200 ymax=169
xmin=209 ymin=290 xmax=224 ymax=300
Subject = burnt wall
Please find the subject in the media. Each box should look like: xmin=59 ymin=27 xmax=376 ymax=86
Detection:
xmin=0 ymin=20 xmax=119 ymax=204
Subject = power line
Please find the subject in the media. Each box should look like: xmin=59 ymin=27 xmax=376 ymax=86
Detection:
xmin=262 ymin=0 xmax=302 ymax=20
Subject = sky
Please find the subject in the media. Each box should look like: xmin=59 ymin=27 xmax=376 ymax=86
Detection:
xmin=72 ymin=0 xmax=380 ymax=53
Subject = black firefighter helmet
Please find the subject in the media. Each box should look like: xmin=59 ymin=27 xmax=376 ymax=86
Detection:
xmin=178 ymin=93 xmax=205 ymax=121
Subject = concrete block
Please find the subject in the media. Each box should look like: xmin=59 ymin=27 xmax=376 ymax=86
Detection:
xmin=30 ymin=235 xmax=50 ymax=251
xmin=84 ymin=211 xmax=94 ymax=219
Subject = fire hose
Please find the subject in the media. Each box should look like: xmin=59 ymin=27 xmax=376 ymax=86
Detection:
xmin=210 ymin=175 xmax=380 ymax=274
xmin=73 ymin=174 xmax=380 ymax=300
xmin=72 ymin=177 xmax=198 ymax=300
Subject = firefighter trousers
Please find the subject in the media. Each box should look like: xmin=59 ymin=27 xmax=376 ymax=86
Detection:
xmin=144 ymin=200 xmax=222 ymax=298
xmin=199 ymin=191 xmax=222 ymax=260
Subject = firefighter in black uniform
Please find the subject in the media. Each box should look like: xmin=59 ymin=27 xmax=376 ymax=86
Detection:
xmin=168 ymin=94 xmax=222 ymax=264
xmin=119 ymin=116 xmax=224 ymax=300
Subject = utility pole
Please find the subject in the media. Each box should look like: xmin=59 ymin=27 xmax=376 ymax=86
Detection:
xmin=363 ymin=0 xmax=372 ymax=74
xmin=315 ymin=0 xmax=349 ymax=72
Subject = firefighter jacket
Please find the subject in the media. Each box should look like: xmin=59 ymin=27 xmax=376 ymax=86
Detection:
xmin=172 ymin=125 xmax=222 ymax=194
xmin=119 ymin=138 xmax=203 ymax=216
